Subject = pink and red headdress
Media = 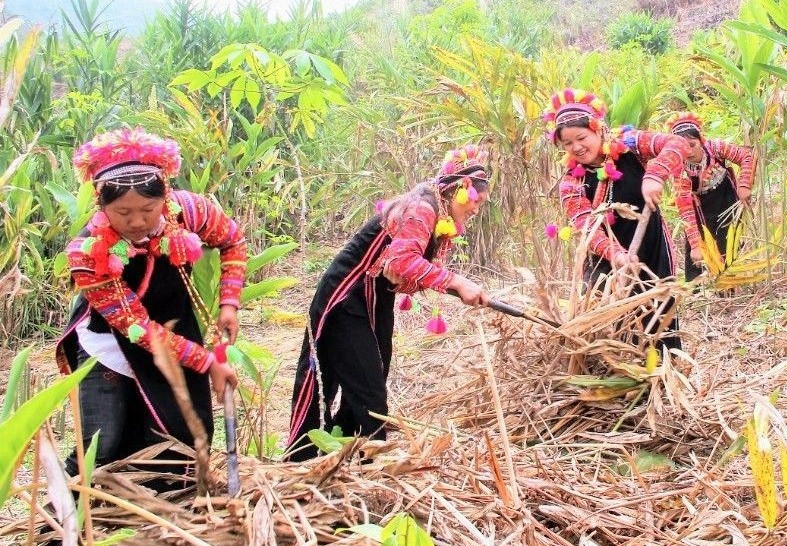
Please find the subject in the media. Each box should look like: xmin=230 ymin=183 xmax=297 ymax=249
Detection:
xmin=665 ymin=111 xmax=703 ymax=136
xmin=543 ymin=88 xmax=607 ymax=143
xmin=73 ymin=127 xmax=182 ymax=183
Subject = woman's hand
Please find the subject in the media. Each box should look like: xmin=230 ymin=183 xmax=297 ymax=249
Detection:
xmin=448 ymin=275 xmax=489 ymax=307
xmin=690 ymin=247 xmax=703 ymax=267
xmin=737 ymin=186 xmax=752 ymax=207
xmin=209 ymin=358 xmax=238 ymax=403
xmin=217 ymin=305 xmax=239 ymax=344
xmin=612 ymin=250 xmax=639 ymax=269
xmin=641 ymin=176 xmax=663 ymax=211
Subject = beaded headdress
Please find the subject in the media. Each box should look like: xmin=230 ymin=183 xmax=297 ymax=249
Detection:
xmin=543 ymin=88 xmax=607 ymax=143
xmin=432 ymin=144 xmax=489 ymax=238
xmin=73 ymin=127 xmax=182 ymax=189
xmin=665 ymin=112 xmax=703 ymax=137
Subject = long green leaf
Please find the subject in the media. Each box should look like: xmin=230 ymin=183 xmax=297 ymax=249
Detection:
xmin=77 ymin=431 xmax=100 ymax=528
xmin=240 ymin=277 xmax=298 ymax=304
xmin=0 ymin=346 xmax=33 ymax=424
xmin=246 ymin=242 xmax=298 ymax=275
xmin=0 ymin=359 xmax=96 ymax=508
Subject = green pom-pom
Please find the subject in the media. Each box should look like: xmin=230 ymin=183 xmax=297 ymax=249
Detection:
xmin=225 ymin=345 xmax=244 ymax=365
xmin=81 ymin=237 xmax=97 ymax=253
xmin=159 ymin=237 xmax=170 ymax=255
xmin=167 ymin=200 xmax=182 ymax=215
xmin=110 ymin=240 xmax=130 ymax=264
xmin=127 ymin=323 xmax=146 ymax=343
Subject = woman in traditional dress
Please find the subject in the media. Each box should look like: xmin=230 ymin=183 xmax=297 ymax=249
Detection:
xmin=57 ymin=128 xmax=245 ymax=476
xmin=287 ymin=144 xmax=490 ymax=461
xmin=544 ymin=88 xmax=691 ymax=350
xmin=666 ymin=112 xmax=754 ymax=280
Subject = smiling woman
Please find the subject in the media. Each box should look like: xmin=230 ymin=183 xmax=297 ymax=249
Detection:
xmin=544 ymin=88 xmax=690 ymax=352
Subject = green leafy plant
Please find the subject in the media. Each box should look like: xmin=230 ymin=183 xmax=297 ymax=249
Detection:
xmin=338 ymin=512 xmax=435 ymax=545
xmin=0 ymin=357 xmax=96 ymax=508
xmin=606 ymin=12 xmax=674 ymax=54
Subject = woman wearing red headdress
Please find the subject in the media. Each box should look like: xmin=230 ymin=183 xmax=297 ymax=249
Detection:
xmin=666 ymin=112 xmax=755 ymax=281
xmin=286 ymin=145 xmax=491 ymax=461
xmin=544 ymin=88 xmax=691 ymax=350
xmin=56 ymin=128 xmax=246 ymax=477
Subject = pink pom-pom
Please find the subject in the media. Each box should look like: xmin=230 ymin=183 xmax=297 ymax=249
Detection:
xmin=399 ymin=295 xmax=413 ymax=311
xmin=564 ymin=89 xmax=575 ymax=103
xmin=570 ymin=165 xmax=586 ymax=178
xmin=91 ymin=211 xmax=110 ymax=229
xmin=375 ymin=200 xmax=385 ymax=214
xmin=107 ymin=254 xmax=124 ymax=276
xmin=440 ymin=161 xmax=457 ymax=175
xmin=467 ymin=185 xmax=479 ymax=201
xmin=545 ymin=223 xmax=558 ymax=239
xmin=184 ymin=232 xmax=203 ymax=263
xmin=214 ymin=342 xmax=228 ymax=364
xmin=548 ymin=129 xmax=556 ymax=142
xmin=426 ymin=313 xmax=447 ymax=334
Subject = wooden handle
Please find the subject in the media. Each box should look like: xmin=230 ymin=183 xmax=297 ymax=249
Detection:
xmin=446 ymin=289 xmax=561 ymax=328
xmin=628 ymin=206 xmax=652 ymax=257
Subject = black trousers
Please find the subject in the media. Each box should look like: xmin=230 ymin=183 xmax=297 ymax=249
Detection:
xmin=65 ymin=349 xmax=164 ymax=476
xmin=287 ymin=303 xmax=394 ymax=461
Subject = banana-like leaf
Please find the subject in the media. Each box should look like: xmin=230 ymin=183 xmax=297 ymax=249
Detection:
xmin=0 ymin=359 xmax=96 ymax=508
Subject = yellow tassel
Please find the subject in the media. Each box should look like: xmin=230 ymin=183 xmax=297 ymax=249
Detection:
xmin=645 ymin=345 xmax=659 ymax=373
xmin=574 ymin=90 xmax=586 ymax=102
xmin=558 ymin=226 xmax=573 ymax=241
xmin=434 ymin=218 xmax=458 ymax=238
xmin=602 ymin=142 xmax=611 ymax=155
xmin=455 ymin=187 xmax=469 ymax=205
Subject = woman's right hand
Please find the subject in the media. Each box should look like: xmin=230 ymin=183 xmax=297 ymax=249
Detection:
xmin=448 ymin=275 xmax=488 ymax=306
xmin=612 ymin=250 xmax=639 ymax=269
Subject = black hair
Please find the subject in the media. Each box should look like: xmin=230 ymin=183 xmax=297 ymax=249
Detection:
xmin=555 ymin=116 xmax=592 ymax=142
xmin=97 ymin=175 xmax=166 ymax=206
xmin=672 ymin=127 xmax=702 ymax=140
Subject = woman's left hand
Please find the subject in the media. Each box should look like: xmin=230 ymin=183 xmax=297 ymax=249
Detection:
xmin=737 ymin=186 xmax=752 ymax=206
xmin=217 ymin=305 xmax=240 ymax=344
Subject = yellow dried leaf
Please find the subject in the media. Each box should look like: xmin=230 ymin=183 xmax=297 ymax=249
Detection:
xmin=746 ymin=419 xmax=779 ymax=529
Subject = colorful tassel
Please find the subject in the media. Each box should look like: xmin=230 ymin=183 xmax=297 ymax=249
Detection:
xmin=183 ymin=232 xmax=203 ymax=263
xmin=214 ymin=342 xmax=228 ymax=363
xmin=434 ymin=218 xmax=458 ymax=238
xmin=570 ymin=164 xmax=586 ymax=178
xmin=426 ymin=309 xmax=447 ymax=334
xmin=455 ymin=187 xmax=469 ymax=205
xmin=545 ymin=223 xmax=558 ymax=239
xmin=127 ymin=323 xmax=146 ymax=343
xmin=107 ymin=254 xmax=124 ymax=276
xmin=558 ymin=226 xmax=573 ymax=241
xmin=399 ymin=295 xmax=413 ymax=311
xmin=467 ymin=185 xmax=479 ymax=201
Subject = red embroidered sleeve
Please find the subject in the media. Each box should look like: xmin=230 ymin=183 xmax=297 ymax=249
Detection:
xmin=710 ymin=139 xmax=755 ymax=189
xmin=173 ymin=190 xmax=247 ymax=308
xmin=68 ymin=266 xmax=214 ymax=374
xmin=629 ymin=130 xmax=699 ymax=249
xmin=559 ymin=173 xmax=624 ymax=262
xmin=372 ymin=200 xmax=454 ymax=293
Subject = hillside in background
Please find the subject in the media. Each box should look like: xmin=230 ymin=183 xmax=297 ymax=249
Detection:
xmin=6 ymin=0 xmax=742 ymax=43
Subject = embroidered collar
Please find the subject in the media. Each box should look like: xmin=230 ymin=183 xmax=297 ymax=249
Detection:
xmin=73 ymin=199 xmax=203 ymax=278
